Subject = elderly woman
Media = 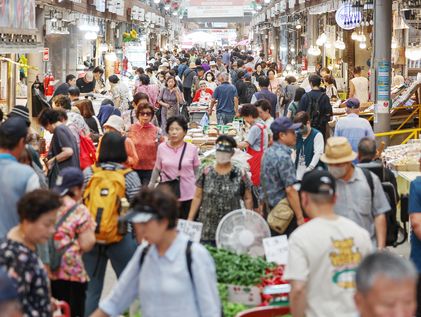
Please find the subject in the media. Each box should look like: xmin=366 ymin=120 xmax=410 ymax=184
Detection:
xmin=149 ymin=116 xmax=200 ymax=219
xmin=158 ymin=76 xmax=184 ymax=132
xmin=129 ymin=102 xmax=163 ymax=185
xmin=135 ymin=74 xmax=160 ymax=108
xmin=192 ymin=80 xmax=213 ymax=104
xmin=90 ymin=187 xmax=221 ymax=317
xmin=0 ymin=189 xmax=62 ymax=317
xmin=188 ymin=135 xmax=253 ymax=246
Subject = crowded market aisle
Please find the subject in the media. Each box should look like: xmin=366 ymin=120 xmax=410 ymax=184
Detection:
xmin=2 ymin=0 xmax=421 ymax=314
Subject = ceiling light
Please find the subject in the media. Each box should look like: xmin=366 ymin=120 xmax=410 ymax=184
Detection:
xmin=84 ymin=32 xmax=98 ymax=40
xmin=359 ymin=41 xmax=367 ymax=49
xmin=351 ymin=31 xmax=358 ymax=40
xmin=154 ymin=0 xmax=160 ymax=3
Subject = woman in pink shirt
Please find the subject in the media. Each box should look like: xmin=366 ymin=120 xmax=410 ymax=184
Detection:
xmin=135 ymin=74 xmax=160 ymax=108
xmin=149 ymin=116 xmax=200 ymax=219
xmin=128 ymin=102 xmax=163 ymax=185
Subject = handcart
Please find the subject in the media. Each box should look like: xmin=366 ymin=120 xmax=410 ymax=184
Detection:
xmin=189 ymin=102 xmax=210 ymax=124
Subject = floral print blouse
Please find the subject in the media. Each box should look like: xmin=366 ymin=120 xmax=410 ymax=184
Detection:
xmin=0 ymin=240 xmax=51 ymax=317
xmin=50 ymin=197 xmax=96 ymax=283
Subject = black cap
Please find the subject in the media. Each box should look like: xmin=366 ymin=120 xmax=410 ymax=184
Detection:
xmin=0 ymin=269 xmax=19 ymax=302
xmin=0 ymin=117 xmax=28 ymax=140
xmin=300 ymin=169 xmax=336 ymax=195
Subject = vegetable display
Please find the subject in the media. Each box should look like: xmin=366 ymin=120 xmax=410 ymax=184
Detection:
xmin=206 ymin=246 xmax=276 ymax=286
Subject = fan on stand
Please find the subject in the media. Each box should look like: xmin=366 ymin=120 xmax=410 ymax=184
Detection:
xmin=215 ymin=209 xmax=271 ymax=257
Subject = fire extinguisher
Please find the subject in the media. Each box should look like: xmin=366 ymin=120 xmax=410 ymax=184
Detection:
xmin=46 ymin=73 xmax=55 ymax=97
xmin=302 ymin=56 xmax=308 ymax=71
xmin=114 ymin=60 xmax=120 ymax=74
xmin=43 ymin=74 xmax=50 ymax=96
xmin=122 ymin=56 xmax=128 ymax=72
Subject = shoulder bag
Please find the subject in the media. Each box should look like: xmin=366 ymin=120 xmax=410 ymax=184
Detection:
xmin=157 ymin=142 xmax=187 ymax=198
xmin=262 ymin=181 xmax=294 ymax=234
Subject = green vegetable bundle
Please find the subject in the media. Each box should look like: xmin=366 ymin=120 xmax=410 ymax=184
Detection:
xmin=218 ymin=284 xmax=248 ymax=317
xmin=207 ymin=246 xmax=276 ymax=286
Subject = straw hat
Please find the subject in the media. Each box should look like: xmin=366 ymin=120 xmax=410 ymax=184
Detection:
xmin=104 ymin=115 xmax=125 ymax=134
xmin=320 ymin=137 xmax=357 ymax=164
xmin=189 ymin=62 xmax=197 ymax=69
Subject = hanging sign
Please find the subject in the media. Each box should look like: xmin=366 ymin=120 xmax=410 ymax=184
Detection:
xmin=335 ymin=3 xmax=362 ymax=30
xmin=43 ymin=48 xmax=49 ymax=62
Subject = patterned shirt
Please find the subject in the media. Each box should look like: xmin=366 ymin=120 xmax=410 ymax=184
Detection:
xmin=50 ymin=196 xmax=96 ymax=283
xmin=197 ymin=165 xmax=251 ymax=241
xmin=0 ymin=240 xmax=51 ymax=317
xmin=260 ymin=142 xmax=297 ymax=208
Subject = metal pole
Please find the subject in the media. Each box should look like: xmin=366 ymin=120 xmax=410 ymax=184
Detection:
xmin=373 ymin=0 xmax=392 ymax=143
xmin=6 ymin=54 xmax=16 ymax=113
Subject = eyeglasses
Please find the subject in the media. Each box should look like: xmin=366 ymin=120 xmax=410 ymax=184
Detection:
xmin=140 ymin=112 xmax=153 ymax=117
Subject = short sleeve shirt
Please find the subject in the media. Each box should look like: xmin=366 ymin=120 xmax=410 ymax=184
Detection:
xmin=409 ymin=176 xmax=421 ymax=272
xmin=50 ymin=197 xmax=96 ymax=283
xmin=260 ymin=142 xmax=296 ymax=207
xmin=155 ymin=142 xmax=200 ymax=201
xmin=0 ymin=240 xmax=51 ymax=317
xmin=247 ymin=121 xmax=268 ymax=151
xmin=212 ymin=82 xmax=238 ymax=114
xmin=333 ymin=167 xmax=390 ymax=245
xmin=49 ymin=124 xmax=80 ymax=169
xmin=284 ymin=216 xmax=372 ymax=317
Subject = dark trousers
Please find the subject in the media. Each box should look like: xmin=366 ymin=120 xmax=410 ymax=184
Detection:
xmin=183 ymin=87 xmax=192 ymax=105
xmin=179 ymin=199 xmax=192 ymax=220
xmin=51 ymin=280 xmax=87 ymax=317
xmin=135 ymin=169 xmax=153 ymax=186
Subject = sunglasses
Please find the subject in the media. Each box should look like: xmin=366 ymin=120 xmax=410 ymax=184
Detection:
xmin=140 ymin=112 xmax=153 ymax=117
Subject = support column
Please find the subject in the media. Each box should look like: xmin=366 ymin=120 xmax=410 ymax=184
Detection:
xmin=6 ymin=54 xmax=16 ymax=113
xmin=373 ymin=0 xmax=392 ymax=143
xmin=27 ymin=6 xmax=44 ymax=121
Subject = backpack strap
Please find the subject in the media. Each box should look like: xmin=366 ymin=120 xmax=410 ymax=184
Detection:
xmin=186 ymin=240 xmax=193 ymax=283
xmin=139 ymin=244 xmax=151 ymax=267
xmin=55 ymin=203 xmax=79 ymax=231
xmin=255 ymin=123 xmax=266 ymax=152
xmin=361 ymin=168 xmax=374 ymax=201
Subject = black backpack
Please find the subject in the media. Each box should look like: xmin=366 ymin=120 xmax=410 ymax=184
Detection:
xmin=243 ymin=82 xmax=258 ymax=104
xmin=306 ymin=93 xmax=325 ymax=130
xmin=361 ymin=168 xmax=407 ymax=247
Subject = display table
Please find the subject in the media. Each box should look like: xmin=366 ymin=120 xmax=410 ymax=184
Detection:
xmin=397 ymin=171 xmax=421 ymax=194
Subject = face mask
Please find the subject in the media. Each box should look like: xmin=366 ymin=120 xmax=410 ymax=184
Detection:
xmin=328 ymin=165 xmax=347 ymax=179
xmin=301 ymin=126 xmax=309 ymax=135
xmin=215 ymin=151 xmax=232 ymax=164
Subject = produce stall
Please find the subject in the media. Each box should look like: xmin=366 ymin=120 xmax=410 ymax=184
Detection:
xmin=206 ymin=246 xmax=290 ymax=317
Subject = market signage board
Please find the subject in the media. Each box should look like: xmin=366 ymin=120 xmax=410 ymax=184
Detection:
xmin=177 ymin=219 xmax=203 ymax=243
xmin=376 ymin=60 xmax=391 ymax=114
xmin=263 ymin=235 xmax=288 ymax=265
xmin=188 ymin=6 xmax=245 ymax=18
xmin=336 ymin=3 xmax=362 ymax=30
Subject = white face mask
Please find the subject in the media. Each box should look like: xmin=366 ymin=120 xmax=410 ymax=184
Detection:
xmin=215 ymin=151 xmax=232 ymax=164
xmin=328 ymin=165 xmax=347 ymax=179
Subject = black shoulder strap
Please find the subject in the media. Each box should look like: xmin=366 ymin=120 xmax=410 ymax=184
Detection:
xmin=178 ymin=142 xmax=187 ymax=171
xmin=361 ymin=168 xmax=374 ymax=201
xmin=186 ymin=240 xmax=193 ymax=283
xmin=139 ymin=245 xmax=151 ymax=267
xmin=55 ymin=204 xmax=79 ymax=230
xmin=130 ymin=109 xmax=134 ymax=125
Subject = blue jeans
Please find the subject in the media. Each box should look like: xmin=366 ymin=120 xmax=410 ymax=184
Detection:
xmin=217 ymin=112 xmax=235 ymax=125
xmin=83 ymin=234 xmax=137 ymax=316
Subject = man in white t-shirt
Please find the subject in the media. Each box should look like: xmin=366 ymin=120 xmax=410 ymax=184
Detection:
xmin=284 ymin=169 xmax=372 ymax=317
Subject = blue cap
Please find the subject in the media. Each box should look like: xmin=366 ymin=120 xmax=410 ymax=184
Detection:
xmin=0 ymin=269 xmax=19 ymax=302
xmin=345 ymin=98 xmax=360 ymax=108
xmin=270 ymin=117 xmax=302 ymax=135
xmin=53 ymin=167 xmax=84 ymax=196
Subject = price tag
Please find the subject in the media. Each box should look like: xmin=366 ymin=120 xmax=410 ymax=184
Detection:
xmin=228 ymin=285 xmax=262 ymax=306
xmin=177 ymin=219 xmax=203 ymax=243
xmin=263 ymin=235 xmax=289 ymax=265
